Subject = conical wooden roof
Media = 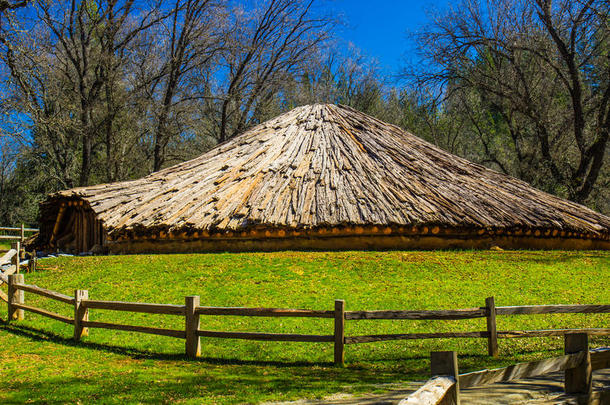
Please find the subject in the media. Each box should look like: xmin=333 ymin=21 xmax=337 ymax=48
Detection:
xmin=40 ymin=104 xmax=610 ymax=251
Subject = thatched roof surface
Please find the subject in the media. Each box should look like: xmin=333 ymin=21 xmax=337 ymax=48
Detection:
xmin=45 ymin=104 xmax=610 ymax=240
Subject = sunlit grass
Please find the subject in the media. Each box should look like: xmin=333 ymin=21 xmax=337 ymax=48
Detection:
xmin=0 ymin=250 xmax=608 ymax=404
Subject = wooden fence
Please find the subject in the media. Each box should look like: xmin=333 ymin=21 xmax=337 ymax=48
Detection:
xmin=400 ymin=333 xmax=610 ymax=404
xmin=0 ymin=225 xmax=38 ymax=244
xmin=0 ymin=267 xmax=609 ymax=365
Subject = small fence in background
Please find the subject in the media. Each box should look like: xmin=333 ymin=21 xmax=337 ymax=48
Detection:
xmin=401 ymin=334 xmax=610 ymax=404
xmin=0 ymin=224 xmax=38 ymax=245
xmin=0 ymin=262 xmax=609 ymax=365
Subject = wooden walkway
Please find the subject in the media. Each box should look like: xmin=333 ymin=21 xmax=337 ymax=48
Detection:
xmin=265 ymin=369 xmax=610 ymax=404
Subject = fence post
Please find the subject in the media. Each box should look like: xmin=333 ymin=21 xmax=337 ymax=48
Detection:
xmin=564 ymin=333 xmax=592 ymax=395
xmin=10 ymin=242 xmax=20 ymax=273
xmin=485 ymin=296 xmax=498 ymax=357
xmin=7 ymin=274 xmax=24 ymax=321
xmin=334 ymin=299 xmax=345 ymax=366
xmin=74 ymin=289 xmax=89 ymax=341
xmin=20 ymin=223 xmax=25 ymax=244
xmin=185 ymin=295 xmax=200 ymax=358
xmin=28 ymin=253 xmax=37 ymax=273
xmin=430 ymin=351 xmax=460 ymax=405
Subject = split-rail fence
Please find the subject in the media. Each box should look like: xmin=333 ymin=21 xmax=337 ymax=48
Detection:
xmin=401 ymin=334 xmax=610 ymax=404
xmin=0 ymin=224 xmax=38 ymax=244
xmin=0 ymin=247 xmax=609 ymax=365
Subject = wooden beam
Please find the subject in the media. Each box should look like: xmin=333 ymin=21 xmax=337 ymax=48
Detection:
xmin=334 ymin=299 xmax=345 ymax=366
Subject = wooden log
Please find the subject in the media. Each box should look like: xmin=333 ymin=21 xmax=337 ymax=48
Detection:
xmin=14 ymin=283 xmax=75 ymax=304
xmin=11 ymin=242 xmax=20 ymax=273
xmin=0 ymin=248 xmax=17 ymax=266
xmin=12 ymin=303 xmax=73 ymax=324
xmin=564 ymin=333 xmax=591 ymax=395
xmin=399 ymin=376 xmax=456 ymax=405
xmin=486 ymin=297 xmax=498 ymax=357
xmin=195 ymin=307 xmax=333 ymax=318
xmin=345 ymin=331 xmax=488 ymax=344
xmin=496 ymin=304 xmax=610 ymax=315
xmin=196 ymin=330 xmax=334 ymax=342
xmin=20 ymin=223 xmax=24 ymax=243
xmin=497 ymin=328 xmax=610 ymax=338
xmin=430 ymin=351 xmax=459 ymax=405
xmin=81 ymin=320 xmax=186 ymax=338
xmin=590 ymin=349 xmax=610 ymax=371
xmin=28 ymin=256 xmax=37 ymax=273
xmin=334 ymin=299 xmax=345 ymax=366
xmin=74 ymin=289 xmax=89 ymax=340
xmin=82 ymin=300 xmax=186 ymax=315
xmin=459 ymin=351 xmax=586 ymax=389
xmin=185 ymin=296 xmax=200 ymax=358
xmin=345 ymin=308 xmax=486 ymax=320
xmin=8 ymin=274 xmax=24 ymax=320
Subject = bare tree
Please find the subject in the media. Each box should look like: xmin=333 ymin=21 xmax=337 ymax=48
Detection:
xmin=411 ymin=0 xmax=610 ymax=204
xmin=216 ymin=0 xmax=334 ymax=142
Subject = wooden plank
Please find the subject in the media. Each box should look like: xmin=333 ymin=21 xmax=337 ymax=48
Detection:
xmin=486 ymin=297 xmax=498 ymax=357
xmin=82 ymin=320 xmax=186 ymax=338
xmin=196 ymin=330 xmax=334 ymax=342
xmin=430 ymin=351 xmax=460 ymax=404
xmin=496 ymin=304 xmax=610 ymax=315
xmin=498 ymin=328 xmax=610 ymax=338
xmin=399 ymin=376 xmax=456 ymax=405
xmin=565 ymin=333 xmax=591 ymax=395
xmin=458 ymin=351 xmax=586 ymax=389
xmin=14 ymin=283 xmax=74 ymax=304
xmin=0 ymin=249 xmax=17 ymax=266
xmin=82 ymin=300 xmax=186 ymax=315
xmin=74 ymin=289 xmax=89 ymax=340
xmin=346 ymin=331 xmax=488 ymax=344
xmin=345 ymin=308 xmax=486 ymax=320
xmin=0 ymin=227 xmax=38 ymax=232
xmin=12 ymin=303 xmax=73 ymax=324
xmin=591 ymin=349 xmax=610 ymax=371
xmin=0 ymin=235 xmax=22 ymax=240
xmin=334 ymin=299 xmax=345 ymax=366
xmin=195 ymin=306 xmax=334 ymax=318
xmin=185 ymin=296 xmax=201 ymax=358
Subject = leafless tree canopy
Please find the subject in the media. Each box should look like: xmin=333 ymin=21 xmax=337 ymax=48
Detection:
xmin=411 ymin=0 xmax=609 ymax=205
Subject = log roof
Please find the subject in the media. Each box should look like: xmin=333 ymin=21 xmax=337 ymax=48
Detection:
xmin=44 ymin=104 xmax=610 ymax=239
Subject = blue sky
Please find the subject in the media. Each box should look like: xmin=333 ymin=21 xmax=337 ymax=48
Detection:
xmin=325 ymin=0 xmax=451 ymax=76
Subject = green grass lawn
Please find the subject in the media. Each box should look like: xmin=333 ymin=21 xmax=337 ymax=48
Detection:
xmin=0 ymin=241 xmax=11 ymax=250
xmin=1 ymin=250 xmax=608 ymax=404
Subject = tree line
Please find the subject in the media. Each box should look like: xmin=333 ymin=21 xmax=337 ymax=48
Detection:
xmin=0 ymin=0 xmax=608 ymax=226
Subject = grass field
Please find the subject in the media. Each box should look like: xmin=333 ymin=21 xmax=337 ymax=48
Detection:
xmin=0 ymin=250 xmax=608 ymax=404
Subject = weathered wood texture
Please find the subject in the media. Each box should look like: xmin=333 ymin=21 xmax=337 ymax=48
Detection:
xmin=497 ymin=328 xmax=610 ymax=338
xmin=0 ymin=248 xmax=17 ymax=266
xmin=430 ymin=351 xmax=460 ymax=405
xmin=486 ymin=297 xmax=498 ymax=357
xmin=36 ymin=104 xmax=610 ymax=253
xmin=82 ymin=300 xmax=185 ymax=315
xmin=564 ymin=333 xmax=592 ymax=395
xmin=196 ymin=330 xmax=334 ymax=342
xmin=74 ymin=289 xmax=89 ymax=340
xmin=399 ymin=376 xmax=457 ymax=405
xmin=195 ymin=307 xmax=333 ymax=318
xmin=590 ymin=348 xmax=610 ymax=371
xmin=496 ymin=304 xmax=610 ymax=315
xmin=7 ymin=274 xmax=24 ymax=320
xmin=82 ymin=320 xmax=186 ymax=338
xmin=12 ymin=303 xmax=73 ymax=324
xmin=334 ymin=299 xmax=345 ymax=366
xmin=345 ymin=308 xmax=485 ymax=320
xmin=458 ymin=352 xmax=586 ymax=389
xmin=14 ymin=282 xmax=74 ymax=304
xmin=185 ymin=296 xmax=201 ymax=358
xmin=345 ymin=331 xmax=488 ymax=344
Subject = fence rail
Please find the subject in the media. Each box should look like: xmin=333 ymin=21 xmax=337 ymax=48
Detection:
xmin=1 ymin=271 xmax=609 ymax=365
xmin=0 ymin=224 xmax=39 ymax=243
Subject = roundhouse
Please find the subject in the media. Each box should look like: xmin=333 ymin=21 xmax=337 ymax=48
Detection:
xmin=37 ymin=104 xmax=610 ymax=253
